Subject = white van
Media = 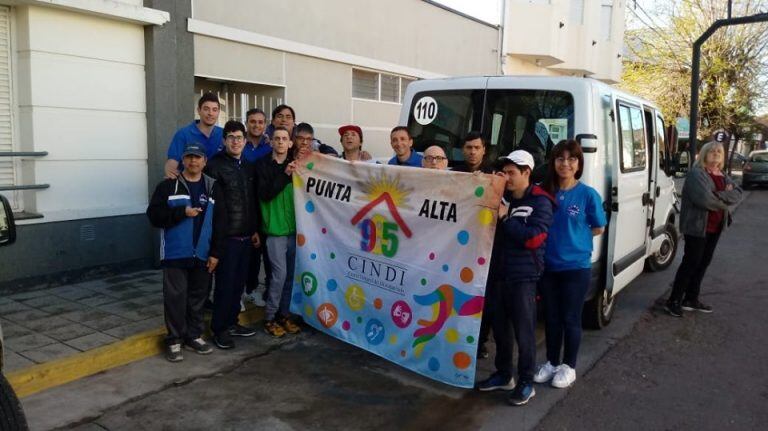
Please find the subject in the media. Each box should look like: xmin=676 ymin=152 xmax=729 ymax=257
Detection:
xmin=399 ymin=76 xmax=680 ymax=329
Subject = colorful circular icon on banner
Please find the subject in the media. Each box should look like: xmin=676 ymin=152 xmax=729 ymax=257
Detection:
xmin=474 ymin=186 xmax=484 ymax=198
xmin=345 ymin=284 xmax=366 ymax=311
xmin=300 ymin=272 xmax=318 ymax=296
xmin=326 ymin=279 xmax=338 ymax=292
xmin=428 ymin=357 xmax=440 ymax=372
xmin=297 ymin=234 xmax=306 ymax=247
xmin=390 ymin=300 xmax=413 ymax=328
xmin=457 ymin=230 xmax=470 ymax=245
xmin=460 ymin=267 xmax=474 ymax=283
xmin=316 ymin=303 xmax=338 ymax=329
xmin=373 ymin=298 xmax=383 ymax=310
xmin=342 ymin=321 xmax=351 ymax=331
xmin=445 ymin=328 xmax=459 ymax=343
xmin=478 ymin=208 xmax=494 ymax=225
xmin=305 ymin=201 xmax=315 ymax=213
xmin=453 ymin=352 xmax=472 ymax=370
xmin=365 ymin=318 xmax=385 ymax=345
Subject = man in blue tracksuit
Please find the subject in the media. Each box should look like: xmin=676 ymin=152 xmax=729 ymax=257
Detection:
xmin=476 ymin=150 xmax=555 ymax=406
xmin=147 ymin=143 xmax=226 ymax=362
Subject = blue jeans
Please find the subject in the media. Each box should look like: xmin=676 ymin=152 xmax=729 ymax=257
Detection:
xmin=211 ymin=237 xmax=252 ymax=334
xmin=265 ymin=235 xmax=296 ymax=321
xmin=540 ymin=268 xmax=591 ymax=368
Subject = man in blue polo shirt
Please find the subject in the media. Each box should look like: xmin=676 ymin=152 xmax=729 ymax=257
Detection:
xmin=388 ymin=126 xmax=423 ymax=167
xmin=164 ymin=93 xmax=225 ymax=179
xmin=242 ymin=108 xmax=272 ymax=163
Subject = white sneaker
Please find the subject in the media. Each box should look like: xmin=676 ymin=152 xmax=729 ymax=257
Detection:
xmin=533 ymin=361 xmax=559 ymax=383
xmin=244 ymin=289 xmax=266 ymax=307
xmin=240 ymin=298 xmax=246 ymax=312
xmin=551 ymin=364 xmax=576 ymax=388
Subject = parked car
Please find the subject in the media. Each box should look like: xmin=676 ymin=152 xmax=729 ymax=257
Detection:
xmin=727 ymin=151 xmax=747 ymax=172
xmin=742 ymin=150 xmax=768 ymax=189
xmin=0 ymin=194 xmax=28 ymax=430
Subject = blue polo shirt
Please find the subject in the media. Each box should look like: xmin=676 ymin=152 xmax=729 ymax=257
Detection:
xmin=388 ymin=151 xmax=423 ymax=167
xmin=243 ymin=137 xmax=272 ymax=163
xmin=544 ymin=182 xmax=607 ymax=271
xmin=167 ymin=121 xmax=224 ymax=161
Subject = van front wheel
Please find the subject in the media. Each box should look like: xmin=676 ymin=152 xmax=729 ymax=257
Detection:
xmin=583 ymin=287 xmax=616 ymax=330
xmin=646 ymin=224 xmax=678 ymax=272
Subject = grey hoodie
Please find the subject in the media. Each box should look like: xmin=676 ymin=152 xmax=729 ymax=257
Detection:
xmin=679 ymin=165 xmax=743 ymax=238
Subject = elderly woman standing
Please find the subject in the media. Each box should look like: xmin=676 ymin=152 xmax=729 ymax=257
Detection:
xmin=665 ymin=141 xmax=743 ymax=317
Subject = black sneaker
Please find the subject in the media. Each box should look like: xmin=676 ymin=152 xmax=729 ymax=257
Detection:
xmin=229 ymin=324 xmax=257 ymax=337
xmin=664 ymin=300 xmax=683 ymax=317
xmin=184 ymin=337 xmax=213 ymax=355
xmin=476 ymin=343 xmax=489 ymax=359
xmin=166 ymin=343 xmax=183 ymax=362
xmin=681 ymin=299 xmax=713 ymax=313
xmin=213 ymin=331 xmax=235 ymax=349
xmin=476 ymin=373 xmax=515 ymax=391
xmin=507 ymin=381 xmax=536 ymax=406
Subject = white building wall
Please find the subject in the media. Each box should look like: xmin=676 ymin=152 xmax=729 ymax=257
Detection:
xmin=13 ymin=4 xmax=149 ymax=223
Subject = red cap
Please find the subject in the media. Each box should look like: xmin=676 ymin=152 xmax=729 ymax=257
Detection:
xmin=338 ymin=125 xmax=363 ymax=141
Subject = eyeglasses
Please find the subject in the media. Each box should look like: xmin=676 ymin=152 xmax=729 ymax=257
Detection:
xmin=555 ymin=156 xmax=578 ymax=164
xmin=294 ymin=136 xmax=313 ymax=142
xmin=424 ymin=156 xmax=447 ymax=163
xmin=225 ymin=135 xmax=245 ymax=143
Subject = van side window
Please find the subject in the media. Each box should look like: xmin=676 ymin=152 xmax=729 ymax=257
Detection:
xmin=655 ymin=115 xmax=667 ymax=173
xmin=617 ymin=103 xmax=647 ymax=172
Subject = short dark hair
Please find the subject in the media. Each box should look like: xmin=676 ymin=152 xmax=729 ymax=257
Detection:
xmin=271 ymin=104 xmax=295 ymax=121
xmin=463 ymin=131 xmax=485 ymax=148
xmin=272 ymin=125 xmax=290 ymax=136
xmin=223 ymin=120 xmax=246 ymax=136
xmin=245 ymin=108 xmax=266 ymax=120
xmin=295 ymin=122 xmax=314 ymax=136
xmin=197 ymin=92 xmax=220 ymax=109
xmin=390 ymin=126 xmax=411 ymax=138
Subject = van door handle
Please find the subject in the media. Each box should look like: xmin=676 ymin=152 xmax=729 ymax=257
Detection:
xmin=642 ymin=192 xmax=651 ymax=206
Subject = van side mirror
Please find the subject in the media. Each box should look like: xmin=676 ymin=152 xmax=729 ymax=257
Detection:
xmin=0 ymin=194 xmax=16 ymax=247
xmin=576 ymin=134 xmax=598 ymax=153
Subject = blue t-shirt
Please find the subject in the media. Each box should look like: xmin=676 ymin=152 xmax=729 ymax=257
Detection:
xmin=243 ymin=137 xmax=272 ymax=163
xmin=544 ymin=182 xmax=607 ymax=271
xmin=167 ymin=121 xmax=224 ymax=161
xmin=388 ymin=151 xmax=423 ymax=167
xmin=185 ymin=178 xmax=209 ymax=248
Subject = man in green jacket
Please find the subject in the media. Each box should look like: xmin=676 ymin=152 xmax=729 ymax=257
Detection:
xmin=256 ymin=126 xmax=301 ymax=337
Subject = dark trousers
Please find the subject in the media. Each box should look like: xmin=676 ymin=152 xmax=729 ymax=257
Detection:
xmin=163 ymin=266 xmax=211 ymax=345
xmin=491 ymin=279 xmax=538 ymax=383
xmin=669 ymin=232 xmax=721 ymax=303
xmin=245 ymin=236 xmax=272 ymax=294
xmin=540 ymin=269 xmax=591 ymax=368
xmin=479 ymin=301 xmax=492 ymax=346
xmin=211 ymin=237 xmax=252 ymax=334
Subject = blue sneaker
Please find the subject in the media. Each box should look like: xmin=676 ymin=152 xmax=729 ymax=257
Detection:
xmin=476 ymin=373 xmax=515 ymax=392
xmin=507 ymin=381 xmax=536 ymax=406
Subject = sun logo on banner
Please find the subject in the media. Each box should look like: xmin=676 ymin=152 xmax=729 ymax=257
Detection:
xmin=350 ymin=173 xmax=414 ymax=258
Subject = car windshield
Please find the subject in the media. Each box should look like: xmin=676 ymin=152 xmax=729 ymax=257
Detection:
xmin=750 ymin=153 xmax=768 ymax=163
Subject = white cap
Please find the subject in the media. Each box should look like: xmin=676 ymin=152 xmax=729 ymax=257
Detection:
xmin=499 ymin=150 xmax=535 ymax=170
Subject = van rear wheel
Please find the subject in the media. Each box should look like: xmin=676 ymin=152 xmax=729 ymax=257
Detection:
xmin=646 ymin=224 xmax=678 ymax=272
xmin=0 ymin=372 xmax=28 ymax=430
xmin=583 ymin=287 xmax=616 ymax=330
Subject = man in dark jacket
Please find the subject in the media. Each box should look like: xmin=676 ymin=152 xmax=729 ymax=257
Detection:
xmin=204 ymin=120 xmax=261 ymax=349
xmin=147 ymin=143 xmax=225 ymax=362
xmin=476 ymin=150 xmax=554 ymax=407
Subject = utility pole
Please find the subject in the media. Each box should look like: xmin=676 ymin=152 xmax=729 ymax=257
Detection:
xmin=688 ymin=1 xmax=768 ymax=164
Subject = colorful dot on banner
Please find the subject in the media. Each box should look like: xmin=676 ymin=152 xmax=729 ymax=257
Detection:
xmin=420 ymin=278 xmax=427 ymax=286
xmin=478 ymin=208 xmax=494 ymax=225
xmin=304 ymin=304 xmax=313 ymax=317
xmin=297 ymin=234 xmax=306 ymax=247
xmin=460 ymin=267 xmax=474 ymax=283
xmin=305 ymin=201 xmax=315 ymax=213
xmin=477 ymin=257 xmax=487 ymax=265
xmin=373 ymin=298 xmax=383 ymax=309
xmin=330 ymin=252 xmax=336 ymax=260
xmin=356 ymin=316 xmax=363 ymax=324
xmin=326 ymin=279 xmax=338 ymax=291
xmin=292 ymin=175 xmax=304 ymax=188
xmin=428 ymin=252 xmax=436 ymax=261
xmin=307 ymin=162 xmax=314 ymax=170
xmin=474 ymin=186 xmax=485 ymax=198
xmin=400 ymin=350 xmax=407 ymax=358
xmin=310 ymin=253 xmax=317 ymax=260
xmin=442 ymin=264 xmax=449 ymax=272
xmin=457 ymin=230 xmax=470 ymax=245
xmin=445 ymin=328 xmax=459 ymax=343
xmin=428 ymin=357 xmax=440 ymax=372
xmin=389 ymin=335 xmax=398 ymax=345
xmin=453 ymin=352 xmax=472 ymax=370
xmin=342 ymin=321 xmax=351 ymax=331
xmin=466 ymin=335 xmax=476 ymax=344
xmin=322 ymin=227 xmax=327 ymax=234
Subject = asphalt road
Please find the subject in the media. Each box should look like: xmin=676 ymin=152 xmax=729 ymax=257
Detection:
xmin=43 ymin=188 xmax=765 ymax=431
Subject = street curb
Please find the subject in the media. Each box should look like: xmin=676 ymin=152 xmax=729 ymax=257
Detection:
xmin=7 ymin=307 xmax=265 ymax=398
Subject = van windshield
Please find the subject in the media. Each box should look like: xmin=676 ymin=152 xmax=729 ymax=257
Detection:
xmin=407 ymin=89 xmax=574 ymax=178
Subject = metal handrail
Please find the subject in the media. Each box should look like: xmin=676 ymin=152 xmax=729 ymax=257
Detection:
xmin=0 ymin=151 xmax=48 ymax=157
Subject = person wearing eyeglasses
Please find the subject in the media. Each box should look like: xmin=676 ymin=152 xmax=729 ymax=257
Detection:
xmin=533 ymin=139 xmax=606 ymax=390
xmin=421 ymin=146 xmax=449 ymax=170
xmin=204 ymin=120 xmax=261 ymax=349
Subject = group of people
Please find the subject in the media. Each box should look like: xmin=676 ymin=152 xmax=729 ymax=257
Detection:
xmin=145 ymin=92 xmax=742 ymax=409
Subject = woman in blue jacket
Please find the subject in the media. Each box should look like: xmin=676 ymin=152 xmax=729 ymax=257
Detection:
xmin=534 ymin=140 xmax=606 ymax=389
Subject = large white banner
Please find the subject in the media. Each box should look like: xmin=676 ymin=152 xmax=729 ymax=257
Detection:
xmin=290 ymin=154 xmax=504 ymax=387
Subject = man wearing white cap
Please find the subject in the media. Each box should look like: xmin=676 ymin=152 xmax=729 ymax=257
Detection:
xmin=476 ymin=149 xmax=555 ymax=407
